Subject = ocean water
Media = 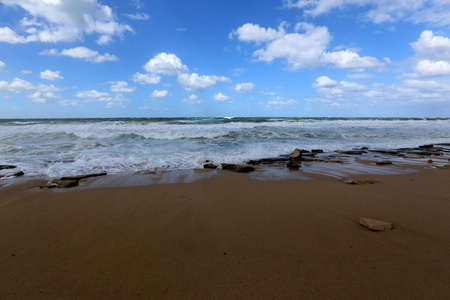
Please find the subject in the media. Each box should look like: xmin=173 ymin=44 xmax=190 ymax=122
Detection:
xmin=1 ymin=117 xmax=449 ymax=178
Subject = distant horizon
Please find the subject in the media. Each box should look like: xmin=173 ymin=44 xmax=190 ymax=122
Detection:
xmin=1 ymin=0 xmax=450 ymax=118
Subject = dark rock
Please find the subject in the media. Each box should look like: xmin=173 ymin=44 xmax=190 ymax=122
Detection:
xmin=55 ymin=180 xmax=79 ymax=188
xmin=247 ymin=157 xmax=290 ymax=165
xmin=376 ymin=161 xmax=393 ymax=165
xmin=301 ymin=149 xmax=311 ymax=153
xmin=40 ymin=184 xmax=59 ymax=189
xmin=419 ymin=144 xmax=434 ymax=149
xmin=0 ymin=175 xmax=4 ymax=179
xmin=203 ymin=163 xmax=218 ymax=169
xmin=428 ymin=159 xmax=433 ymax=163
xmin=235 ymin=165 xmax=255 ymax=173
xmin=0 ymin=165 xmax=16 ymax=170
xmin=311 ymin=149 xmax=324 ymax=153
xmin=340 ymin=150 xmax=367 ymax=155
xmin=289 ymin=149 xmax=302 ymax=160
xmin=345 ymin=179 xmax=374 ymax=185
xmin=60 ymin=172 xmax=107 ymax=181
xmin=221 ymin=163 xmax=237 ymax=171
xmin=287 ymin=161 xmax=300 ymax=170
xmin=370 ymin=149 xmax=400 ymax=155
xmin=9 ymin=171 xmax=24 ymax=177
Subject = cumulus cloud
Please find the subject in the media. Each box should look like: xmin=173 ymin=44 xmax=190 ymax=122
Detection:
xmin=75 ymin=90 xmax=109 ymax=98
xmin=213 ymin=92 xmax=231 ymax=101
xmin=229 ymin=22 xmax=286 ymax=44
xmin=404 ymin=30 xmax=450 ymax=78
xmin=110 ymin=81 xmax=135 ymax=93
xmin=283 ymin=0 xmax=450 ymax=27
xmin=27 ymin=91 xmax=60 ymax=103
xmin=232 ymin=22 xmax=383 ymax=71
xmin=0 ymin=0 xmax=132 ymax=45
xmin=182 ymin=94 xmax=204 ymax=104
xmin=144 ymin=53 xmax=188 ymax=75
xmin=0 ymin=78 xmax=61 ymax=93
xmin=178 ymin=73 xmax=231 ymax=91
xmin=313 ymin=76 xmax=338 ymax=88
xmin=0 ymin=60 xmax=5 ymax=68
xmin=40 ymin=70 xmax=63 ymax=81
xmin=131 ymin=72 xmax=161 ymax=84
xmin=40 ymin=47 xmax=117 ymax=63
xmin=151 ymin=90 xmax=171 ymax=98
xmin=233 ymin=82 xmax=256 ymax=93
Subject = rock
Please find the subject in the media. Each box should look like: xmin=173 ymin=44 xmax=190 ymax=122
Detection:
xmin=345 ymin=179 xmax=374 ymax=185
xmin=359 ymin=217 xmax=393 ymax=231
xmin=287 ymin=161 xmax=300 ymax=170
xmin=340 ymin=150 xmax=367 ymax=155
xmin=235 ymin=165 xmax=255 ymax=173
xmin=311 ymin=149 xmax=324 ymax=153
xmin=289 ymin=148 xmax=302 ymax=160
xmin=203 ymin=163 xmax=218 ymax=169
xmin=60 ymin=172 xmax=107 ymax=181
xmin=0 ymin=165 xmax=16 ymax=170
xmin=247 ymin=157 xmax=290 ymax=165
xmin=221 ymin=163 xmax=237 ymax=171
xmin=0 ymin=175 xmax=4 ymax=179
xmin=9 ymin=171 xmax=24 ymax=177
xmin=301 ymin=150 xmax=311 ymax=153
xmin=376 ymin=161 xmax=393 ymax=165
xmin=428 ymin=159 xmax=433 ymax=163
xmin=39 ymin=183 xmax=59 ymax=189
xmin=54 ymin=180 xmax=79 ymax=188
xmin=419 ymin=144 xmax=434 ymax=149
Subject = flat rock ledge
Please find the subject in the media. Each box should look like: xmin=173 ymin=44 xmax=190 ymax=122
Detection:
xmin=220 ymin=164 xmax=255 ymax=173
xmin=0 ymin=165 xmax=17 ymax=170
xmin=359 ymin=217 xmax=393 ymax=231
xmin=40 ymin=172 xmax=107 ymax=189
xmin=345 ymin=179 xmax=374 ymax=185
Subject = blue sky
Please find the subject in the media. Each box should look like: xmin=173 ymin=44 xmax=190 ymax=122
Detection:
xmin=1 ymin=0 xmax=450 ymax=118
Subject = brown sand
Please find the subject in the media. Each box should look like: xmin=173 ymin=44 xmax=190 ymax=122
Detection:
xmin=1 ymin=168 xmax=450 ymax=299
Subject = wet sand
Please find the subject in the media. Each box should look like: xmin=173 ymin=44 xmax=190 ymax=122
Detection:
xmin=1 ymin=165 xmax=450 ymax=299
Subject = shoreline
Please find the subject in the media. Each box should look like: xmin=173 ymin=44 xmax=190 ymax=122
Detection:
xmin=1 ymin=164 xmax=450 ymax=298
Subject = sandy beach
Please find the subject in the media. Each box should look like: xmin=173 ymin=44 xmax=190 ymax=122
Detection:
xmin=1 ymin=163 xmax=449 ymax=299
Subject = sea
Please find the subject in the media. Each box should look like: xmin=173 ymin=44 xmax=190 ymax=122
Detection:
xmin=1 ymin=117 xmax=449 ymax=178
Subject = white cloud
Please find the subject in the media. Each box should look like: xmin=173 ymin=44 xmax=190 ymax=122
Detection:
xmin=40 ymin=70 xmax=63 ymax=81
xmin=0 ymin=60 xmax=5 ymax=68
xmin=233 ymin=82 xmax=256 ymax=93
xmin=346 ymin=73 xmax=374 ymax=79
xmin=313 ymin=76 xmax=338 ymax=88
xmin=177 ymin=73 xmax=231 ymax=91
xmin=411 ymin=30 xmax=450 ymax=61
xmin=0 ymin=78 xmax=61 ymax=93
xmin=124 ymin=12 xmax=150 ymax=20
xmin=0 ymin=0 xmax=132 ymax=44
xmin=213 ymin=92 xmax=231 ymax=101
xmin=110 ymin=81 xmax=135 ymax=93
xmin=131 ymin=72 xmax=161 ymax=84
xmin=182 ymin=94 xmax=204 ymax=104
xmin=233 ymin=22 xmax=383 ymax=71
xmin=409 ymin=60 xmax=450 ymax=78
xmin=27 ymin=91 xmax=60 ymax=103
xmin=230 ymin=23 xmax=286 ymax=44
xmin=283 ymin=0 xmax=450 ymax=27
xmin=21 ymin=70 xmax=32 ymax=74
xmin=151 ymin=89 xmax=171 ymax=98
xmin=321 ymin=49 xmax=383 ymax=70
xmin=40 ymin=47 xmax=117 ymax=63
xmin=76 ymin=90 xmax=109 ymax=98
xmin=144 ymin=53 xmax=188 ymax=75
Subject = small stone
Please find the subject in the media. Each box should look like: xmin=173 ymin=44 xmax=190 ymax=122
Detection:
xmin=203 ymin=163 xmax=218 ymax=169
xmin=376 ymin=161 xmax=393 ymax=165
xmin=311 ymin=149 xmax=324 ymax=153
xmin=235 ymin=165 xmax=255 ymax=173
xmin=287 ymin=161 xmax=300 ymax=170
xmin=345 ymin=179 xmax=374 ymax=185
xmin=427 ymin=159 xmax=433 ymax=163
xmin=359 ymin=217 xmax=393 ymax=231
xmin=55 ymin=180 xmax=79 ymax=188
xmin=221 ymin=163 xmax=237 ymax=171
xmin=289 ymin=148 xmax=302 ymax=160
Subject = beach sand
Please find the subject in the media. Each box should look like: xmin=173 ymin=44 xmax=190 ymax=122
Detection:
xmin=0 ymin=167 xmax=449 ymax=299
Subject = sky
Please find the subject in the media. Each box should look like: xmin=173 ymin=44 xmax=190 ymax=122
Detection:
xmin=1 ymin=0 xmax=450 ymax=118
